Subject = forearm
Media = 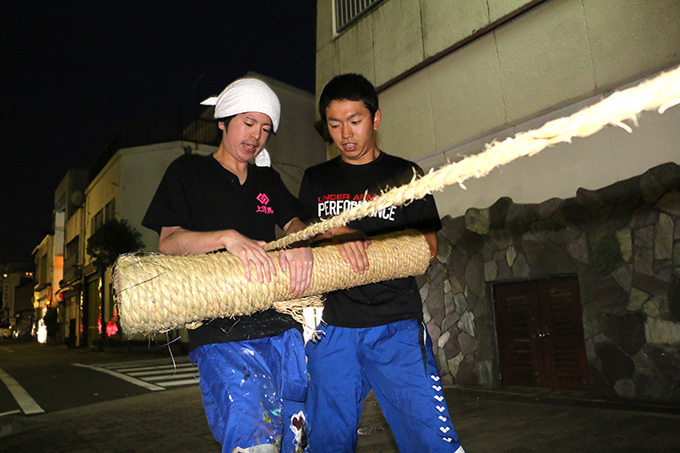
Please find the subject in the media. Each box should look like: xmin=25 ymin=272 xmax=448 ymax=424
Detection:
xmin=159 ymin=226 xmax=236 ymax=255
xmin=280 ymin=217 xmax=314 ymax=295
xmin=423 ymin=231 xmax=438 ymax=263
xmin=160 ymin=225 xmax=276 ymax=282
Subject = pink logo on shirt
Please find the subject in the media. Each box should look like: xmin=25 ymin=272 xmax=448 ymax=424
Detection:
xmin=257 ymin=193 xmax=269 ymax=205
xmin=256 ymin=193 xmax=273 ymax=214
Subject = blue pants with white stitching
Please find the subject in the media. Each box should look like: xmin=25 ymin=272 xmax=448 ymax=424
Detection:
xmin=305 ymin=319 xmax=464 ymax=453
xmin=189 ymin=328 xmax=309 ymax=453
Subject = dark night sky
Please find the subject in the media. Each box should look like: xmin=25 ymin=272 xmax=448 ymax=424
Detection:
xmin=0 ymin=1 xmax=316 ymax=264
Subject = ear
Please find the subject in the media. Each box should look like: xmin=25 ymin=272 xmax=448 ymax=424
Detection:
xmin=373 ymin=109 xmax=381 ymax=131
xmin=218 ymin=121 xmax=227 ymax=132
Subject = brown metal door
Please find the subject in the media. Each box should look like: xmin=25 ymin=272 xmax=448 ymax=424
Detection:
xmin=493 ymin=277 xmax=589 ymax=389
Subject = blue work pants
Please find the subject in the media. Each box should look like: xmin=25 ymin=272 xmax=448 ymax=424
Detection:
xmin=189 ymin=328 xmax=309 ymax=452
xmin=305 ymin=319 xmax=464 ymax=453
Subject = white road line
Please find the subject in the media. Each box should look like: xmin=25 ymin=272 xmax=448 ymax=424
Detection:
xmin=124 ymin=364 xmax=196 ymax=375
xmin=0 ymin=367 xmax=45 ymax=415
xmin=73 ymin=363 xmax=165 ymax=391
xmin=0 ymin=409 xmax=22 ymax=417
xmin=128 ymin=369 xmax=195 ymax=378
xmin=144 ymin=371 xmax=197 ymax=382
xmin=113 ymin=362 xmax=192 ymax=373
xmin=94 ymin=357 xmax=190 ymax=369
xmin=158 ymin=378 xmax=200 ymax=387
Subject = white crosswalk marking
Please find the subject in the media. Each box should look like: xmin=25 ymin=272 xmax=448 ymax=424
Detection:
xmin=74 ymin=357 xmax=199 ymax=390
xmin=0 ymin=367 xmax=45 ymax=415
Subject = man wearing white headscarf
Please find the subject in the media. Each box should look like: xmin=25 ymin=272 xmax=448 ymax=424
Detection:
xmin=143 ymin=77 xmax=312 ymax=452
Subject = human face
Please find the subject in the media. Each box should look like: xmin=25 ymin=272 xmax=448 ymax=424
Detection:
xmin=326 ymin=99 xmax=381 ymax=165
xmin=218 ymin=112 xmax=273 ymax=165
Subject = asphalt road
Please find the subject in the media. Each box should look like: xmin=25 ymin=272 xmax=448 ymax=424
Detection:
xmin=2 ymin=340 xmax=679 ymax=452
xmin=0 ymin=339 xmax=179 ymax=416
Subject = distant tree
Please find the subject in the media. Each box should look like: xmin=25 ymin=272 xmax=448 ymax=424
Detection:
xmin=87 ymin=219 xmax=144 ymax=269
xmin=87 ymin=219 xmax=144 ymax=340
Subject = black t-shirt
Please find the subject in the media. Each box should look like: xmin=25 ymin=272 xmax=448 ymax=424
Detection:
xmin=298 ymin=152 xmax=442 ymax=327
xmin=142 ymin=153 xmax=305 ymax=350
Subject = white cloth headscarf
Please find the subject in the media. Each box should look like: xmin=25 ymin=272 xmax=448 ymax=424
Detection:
xmin=203 ymin=78 xmax=280 ymax=167
xmin=211 ymin=78 xmax=281 ymax=132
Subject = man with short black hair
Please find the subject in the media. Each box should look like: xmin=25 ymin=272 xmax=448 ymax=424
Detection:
xmin=299 ymin=73 xmax=464 ymax=452
xmin=143 ymin=77 xmax=311 ymax=452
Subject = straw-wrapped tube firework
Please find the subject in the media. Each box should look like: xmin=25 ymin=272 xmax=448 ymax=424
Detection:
xmin=114 ymin=230 xmax=430 ymax=335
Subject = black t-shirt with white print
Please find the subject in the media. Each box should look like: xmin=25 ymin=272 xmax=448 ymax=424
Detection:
xmin=298 ymin=152 xmax=442 ymax=328
xmin=142 ymin=153 xmax=305 ymax=351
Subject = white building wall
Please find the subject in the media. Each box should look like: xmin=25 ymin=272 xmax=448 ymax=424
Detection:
xmin=316 ymin=0 xmax=680 ymax=216
xmin=421 ymin=79 xmax=680 ymax=218
xmin=64 ymin=208 xmax=85 ymax=247
xmin=85 ymin=158 xmax=121 ymax=260
xmin=118 ymin=141 xmax=214 ymax=252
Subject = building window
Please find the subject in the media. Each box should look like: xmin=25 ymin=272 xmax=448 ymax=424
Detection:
xmin=335 ymin=0 xmax=385 ymax=33
xmin=66 ymin=236 xmax=80 ymax=260
xmin=65 ymin=236 xmax=80 ymax=269
xmin=91 ymin=209 xmax=104 ymax=235
xmin=105 ymin=198 xmax=116 ymax=222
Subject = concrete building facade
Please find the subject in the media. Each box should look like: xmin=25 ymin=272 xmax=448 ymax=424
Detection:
xmin=315 ymin=0 xmax=680 ymax=402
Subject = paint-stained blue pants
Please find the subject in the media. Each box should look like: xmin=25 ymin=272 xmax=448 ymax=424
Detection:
xmin=306 ymin=319 xmax=464 ymax=453
xmin=189 ymin=329 xmax=309 ymax=452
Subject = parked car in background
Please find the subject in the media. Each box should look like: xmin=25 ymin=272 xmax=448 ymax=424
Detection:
xmin=1 ymin=322 xmax=11 ymax=339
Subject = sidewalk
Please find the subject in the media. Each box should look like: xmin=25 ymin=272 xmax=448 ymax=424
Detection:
xmin=1 ymin=384 xmax=678 ymax=452
xmin=356 ymin=386 xmax=680 ymax=453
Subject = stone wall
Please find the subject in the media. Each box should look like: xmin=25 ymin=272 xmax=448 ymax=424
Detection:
xmin=420 ymin=162 xmax=680 ymax=402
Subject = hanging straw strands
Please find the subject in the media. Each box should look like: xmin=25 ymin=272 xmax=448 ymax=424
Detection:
xmin=266 ymin=65 xmax=680 ymax=251
xmin=114 ymin=65 xmax=680 ymax=335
